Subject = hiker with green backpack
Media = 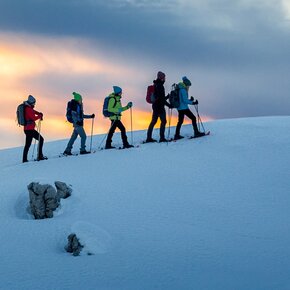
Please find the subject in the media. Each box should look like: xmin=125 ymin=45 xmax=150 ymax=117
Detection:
xmin=174 ymin=76 xmax=205 ymax=140
xmin=104 ymin=86 xmax=133 ymax=149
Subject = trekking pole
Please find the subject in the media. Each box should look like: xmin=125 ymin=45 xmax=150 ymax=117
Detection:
xmin=37 ymin=120 xmax=42 ymax=160
xmin=194 ymin=104 xmax=206 ymax=133
xmin=167 ymin=108 xmax=172 ymax=142
xmin=130 ymin=107 xmax=133 ymax=144
xmin=31 ymin=120 xmax=40 ymax=160
xmin=89 ymin=117 xmax=94 ymax=152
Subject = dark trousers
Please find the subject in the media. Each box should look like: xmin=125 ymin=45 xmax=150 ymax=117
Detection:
xmin=147 ymin=107 xmax=167 ymax=140
xmin=175 ymin=109 xmax=199 ymax=137
xmin=23 ymin=130 xmax=44 ymax=162
xmin=106 ymin=120 xmax=129 ymax=146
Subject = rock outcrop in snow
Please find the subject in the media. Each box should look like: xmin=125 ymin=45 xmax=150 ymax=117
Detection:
xmin=28 ymin=181 xmax=72 ymax=219
xmin=65 ymin=233 xmax=84 ymax=256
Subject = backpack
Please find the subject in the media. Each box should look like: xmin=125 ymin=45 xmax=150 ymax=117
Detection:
xmin=103 ymin=95 xmax=117 ymax=117
xmin=169 ymin=83 xmax=180 ymax=108
xmin=66 ymin=100 xmax=74 ymax=123
xmin=16 ymin=102 xmax=26 ymax=126
xmin=146 ymin=84 xmax=156 ymax=104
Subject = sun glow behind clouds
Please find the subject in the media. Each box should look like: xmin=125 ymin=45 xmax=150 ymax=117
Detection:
xmin=0 ymin=35 xmax=135 ymax=79
xmin=0 ymin=32 xmax=212 ymax=149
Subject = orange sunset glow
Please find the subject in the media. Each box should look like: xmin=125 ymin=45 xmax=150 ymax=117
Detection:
xmin=1 ymin=33 xmax=212 ymax=149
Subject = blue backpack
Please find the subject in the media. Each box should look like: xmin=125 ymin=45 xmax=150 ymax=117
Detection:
xmin=103 ymin=96 xmax=116 ymax=117
xmin=66 ymin=100 xmax=74 ymax=123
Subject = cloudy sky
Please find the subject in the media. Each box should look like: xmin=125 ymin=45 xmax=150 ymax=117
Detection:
xmin=1 ymin=0 xmax=290 ymax=149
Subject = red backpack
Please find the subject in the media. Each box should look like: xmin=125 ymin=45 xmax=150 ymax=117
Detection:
xmin=146 ymin=84 xmax=156 ymax=104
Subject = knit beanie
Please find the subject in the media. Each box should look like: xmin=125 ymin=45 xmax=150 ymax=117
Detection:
xmin=73 ymin=92 xmax=82 ymax=102
xmin=27 ymin=95 xmax=36 ymax=105
xmin=113 ymin=86 xmax=122 ymax=95
xmin=157 ymin=71 xmax=166 ymax=80
xmin=182 ymin=76 xmax=191 ymax=86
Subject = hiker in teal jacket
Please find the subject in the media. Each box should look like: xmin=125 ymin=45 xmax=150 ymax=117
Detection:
xmin=174 ymin=76 xmax=205 ymax=140
xmin=105 ymin=86 xmax=134 ymax=149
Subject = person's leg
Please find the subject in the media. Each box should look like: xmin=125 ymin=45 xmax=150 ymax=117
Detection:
xmin=117 ymin=121 xmax=130 ymax=146
xmin=184 ymin=109 xmax=199 ymax=135
xmin=146 ymin=109 xmax=159 ymax=141
xmin=175 ymin=110 xmax=185 ymax=138
xmin=22 ymin=130 xmax=34 ymax=162
xmin=65 ymin=128 xmax=79 ymax=153
xmin=32 ymin=130 xmax=44 ymax=158
xmin=106 ymin=120 xmax=117 ymax=148
xmin=159 ymin=108 xmax=167 ymax=141
xmin=76 ymin=126 xmax=87 ymax=152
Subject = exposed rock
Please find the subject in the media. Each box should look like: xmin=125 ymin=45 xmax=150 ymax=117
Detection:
xmin=65 ymin=233 xmax=83 ymax=256
xmin=28 ymin=181 xmax=72 ymax=219
xmin=55 ymin=181 xmax=72 ymax=199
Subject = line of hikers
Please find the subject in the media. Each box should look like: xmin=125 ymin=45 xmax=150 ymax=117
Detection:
xmin=18 ymin=72 xmax=206 ymax=163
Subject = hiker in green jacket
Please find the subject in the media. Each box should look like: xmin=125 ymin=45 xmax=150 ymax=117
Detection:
xmin=105 ymin=86 xmax=134 ymax=149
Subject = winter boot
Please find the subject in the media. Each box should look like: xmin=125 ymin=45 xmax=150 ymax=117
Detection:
xmin=123 ymin=144 xmax=134 ymax=149
xmin=194 ymin=131 xmax=206 ymax=138
xmin=159 ymin=138 xmax=169 ymax=143
xmin=63 ymin=150 xmax=72 ymax=156
xmin=105 ymin=145 xmax=116 ymax=149
xmin=145 ymin=138 xmax=157 ymax=143
xmin=37 ymin=155 xmax=48 ymax=161
xmin=80 ymin=150 xmax=90 ymax=155
xmin=174 ymin=135 xmax=184 ymax=140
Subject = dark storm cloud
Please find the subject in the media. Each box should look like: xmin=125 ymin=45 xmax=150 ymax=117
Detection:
xmin=1 ymin=0 xmax=290 ymax=119
xmin=0 ymin=0 xmax=289 ymax=70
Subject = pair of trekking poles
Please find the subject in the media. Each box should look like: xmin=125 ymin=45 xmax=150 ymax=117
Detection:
xmin=167 ymin=103 xmax=206 ymax=141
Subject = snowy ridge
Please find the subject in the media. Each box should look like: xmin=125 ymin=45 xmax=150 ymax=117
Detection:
xmin=1 ymin=116 xmax=290 ymax=290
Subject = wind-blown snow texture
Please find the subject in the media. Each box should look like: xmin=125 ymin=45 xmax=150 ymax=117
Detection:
xmin=1 ymin=116 xmax=290 ymax=290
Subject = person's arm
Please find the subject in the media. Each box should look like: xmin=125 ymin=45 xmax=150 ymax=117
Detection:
xmin=26 ymin=107 xmax=42 ymax=122
xmin=180 ymin=88 xmax=193 ymax=105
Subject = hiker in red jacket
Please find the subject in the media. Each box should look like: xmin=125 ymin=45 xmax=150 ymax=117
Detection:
xmin=22 ymin=95 xmax=47 ymax=163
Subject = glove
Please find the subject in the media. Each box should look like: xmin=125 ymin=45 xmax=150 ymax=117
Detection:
xmin=39 ymin=113 xmax=43 ymax=121
xmin=193 ymin=99 xmax=198 ymax=105
xmin=91 ymin=114 xmax=95 ymax=118
xmin=190 ymin=96 xmax=194 ymax=101
xmin=127 ymin=102 xmax=133 ymax=108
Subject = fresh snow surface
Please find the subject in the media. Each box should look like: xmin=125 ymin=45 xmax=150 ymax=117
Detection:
xmin=0 ymin=116 xmax=290 ymax=290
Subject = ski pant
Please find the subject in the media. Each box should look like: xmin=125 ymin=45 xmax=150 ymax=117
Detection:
xmin=147 ymin=107 xmax=167 ymax=140
xmin=65 ymin=125 xmax=87 ymax=152
xmin=23 ymin=129 xmax=44 ymax=162
xmin=106 ymin=120 xmax=129 ymax=147
xmin=175 ymin=109 xmax=199 ymax=137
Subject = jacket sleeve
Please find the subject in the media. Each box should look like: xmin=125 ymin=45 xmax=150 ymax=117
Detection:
xmin=108 ymin=97 xmax=129 ymax=114
xmin=180 ymin=88 xmax=192 ymax=105
xmin=83 ymin=114 xmax=92 ymax=119
xmin=25 ymin=107 xmax=42 ymax=122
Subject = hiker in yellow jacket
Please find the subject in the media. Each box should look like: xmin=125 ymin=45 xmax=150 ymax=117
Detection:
xmin=105 ymin=86 xmax=134 ymax=149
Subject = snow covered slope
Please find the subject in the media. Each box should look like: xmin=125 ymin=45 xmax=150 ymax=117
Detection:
xmin=1 ymin=116 xmax=290 ymax=290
